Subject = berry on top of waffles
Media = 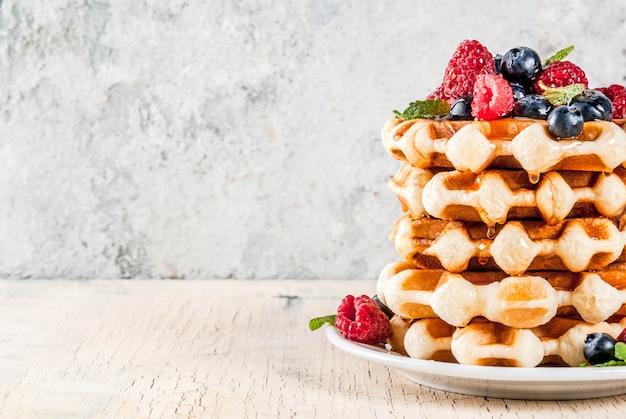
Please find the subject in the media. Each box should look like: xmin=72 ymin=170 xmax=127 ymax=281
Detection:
xmin=500 ymin=46 xmax=542 ymax=87
xmin=441 ymin=96 xmax=474 ymax=121
xmin=598 ymin=84 xmax=626 ymax=100
xmin=532 ymin=61 xmax=589 ymax=94
xmin=470 ymin=73 xmax=514 ymax=120
xmin=597 ymin=84 xmax=626 ymax=119
xmin=570 ymin=89 xmax=613 ymax=121
xmin=547 ymin=105 xmax=584 ymax=138
xmin=399 ymin=41 xmax=616 ymax=127
xmin=427 ymin=39 xmax=496 ymax=104
xmin=512 ymin=94 xmax=553 ymax=119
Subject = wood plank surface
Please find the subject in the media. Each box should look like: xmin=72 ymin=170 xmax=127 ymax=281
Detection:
xmin=0 ymin=279 xmax=624 ymax=418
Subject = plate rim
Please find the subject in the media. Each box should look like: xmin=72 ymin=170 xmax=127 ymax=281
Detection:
xmin=325 ymin=325 xmax=626 ymax=383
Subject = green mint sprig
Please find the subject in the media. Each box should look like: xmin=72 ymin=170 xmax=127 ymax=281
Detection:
xmin=393 ymin=99 xmax=450 ymax=120
xmin=543 ymin=45 xmax=575 ymax=67
xmin=309 ymin=314 xmax=336 ymax=331
xmin=540 ymin=82 xmax=585 ymax=106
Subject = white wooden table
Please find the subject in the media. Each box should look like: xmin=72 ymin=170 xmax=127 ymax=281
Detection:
xmin=1 ymin=279 xmax=625 ymax=418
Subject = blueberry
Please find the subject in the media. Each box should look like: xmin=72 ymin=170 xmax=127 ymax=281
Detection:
xmin=438 ymin=96 xmax=473 ymax=121
xmin=547 ymin=105 xmax=584 ymax=138
xmin=570 ymin=89 xmax=613 ymax=121
xmin=501 ymin=47 xmax=542 ymax=86
xmin=509 ymin=83 xmax=526 ymax=101
xmin=494 ymin=54 xmax=503 ymax=73
xmin=512 ymin=94 xmax=553 ymax=119
xmin=584 ymin=333 xmax=617 ymax=365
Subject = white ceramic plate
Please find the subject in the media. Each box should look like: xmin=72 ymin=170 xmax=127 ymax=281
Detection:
xmin=326 ymin=326 xmax=626 ymax=400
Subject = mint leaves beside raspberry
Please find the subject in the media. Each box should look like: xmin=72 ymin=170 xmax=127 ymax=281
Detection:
xmin=309 ymin=314 xmax=336 ymax=331
xmin=393 ymin=99 xmax=450 ymax=120
xmin=539 ymin=82 xmax=586 ymax=106
xmin=543 ymin=45 xmax=575 ymax=67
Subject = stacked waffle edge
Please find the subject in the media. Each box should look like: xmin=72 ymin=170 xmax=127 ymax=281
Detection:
xmin=376 ymin=117 xmax=626 ymax=367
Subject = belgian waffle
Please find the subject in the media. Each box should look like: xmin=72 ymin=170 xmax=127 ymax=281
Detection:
xmin=372 ymin=42 xmax=626 ymax=369
xmin=391 ymin=215 xmax=626 ymax=274
xmin=382 ymin=117 xmax=626 ymax=175
xmin=397 ymin=316 xmax=626 ymax=367
xmin=390 ymin=165 xmax=626 ymax=225
xmin=377 ymin=261 xmax=626 ymax=327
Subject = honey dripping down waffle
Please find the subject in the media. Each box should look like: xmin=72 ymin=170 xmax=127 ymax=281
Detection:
xmin=310 ymin=41 xmax=626 ymax=368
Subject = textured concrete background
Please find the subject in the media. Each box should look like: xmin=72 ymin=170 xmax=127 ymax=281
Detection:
xmin=0 ymin=1 xmax=624 ymax=279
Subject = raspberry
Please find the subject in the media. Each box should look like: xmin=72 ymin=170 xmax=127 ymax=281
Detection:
xmin=532 ymin=61 xmax=588 ymax=94
xmin=595 ymin=84 xmax=626 ymax=118
xmin=595 ymin=87 xmax=611 ymax=98
xmin=429 ymin=39 xmax=496 ymax=104
xmin=602 ymin=84 xmax=626 ymax=100
xmin=471 ymin=73 xmax=514 ymax=120
xmin=426 ymin=85 xmax=447 ymax=102
xmin=612 ymin=94 xmax=626 ymax=119
xmin=608 ymin=84 xmax=626 ymax=99
xmin=335 ymin=295 xmax=392 ymax=344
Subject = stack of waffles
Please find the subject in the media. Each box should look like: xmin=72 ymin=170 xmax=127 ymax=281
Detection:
xmin=376 ymin=117 xmax=626 ymax=367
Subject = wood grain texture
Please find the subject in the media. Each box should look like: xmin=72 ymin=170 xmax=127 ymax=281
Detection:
xmin=1 ymin=279 xmax=625 ymax=418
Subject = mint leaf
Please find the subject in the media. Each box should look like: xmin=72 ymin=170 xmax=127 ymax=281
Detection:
xmin=540 ymin=82 xmax=585 ymax=106
xmin=309 ymin=314 xmax=336 ymax=331
xmin=543 ymin=45 xmax=574 ymax=66
xmin=592 ymin=359 xmax=626 ymax=367
xmin=615 ymin=342 xmax=626 ymax=361
xmin=393 ymin=99 xmax=450 ymax=120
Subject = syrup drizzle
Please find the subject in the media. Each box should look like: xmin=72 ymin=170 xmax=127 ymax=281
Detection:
xmin=476 ymin=241 xmax=488 ymax=265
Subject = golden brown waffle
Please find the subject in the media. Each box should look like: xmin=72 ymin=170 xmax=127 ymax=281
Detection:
xmin=397 ymin=316 xmax=626 ymax=367
xmin=392 ymin=215 xmax=626 ymax=274
xmin=377 ymin=261 xmax=626 ymax=327
xmin=378 ymin=115 xmax=626 ymax=368
xmin=382 ymin=118 xmax=626 ymax=176
xmin=390 ymin=165 xmax=626 ymax=225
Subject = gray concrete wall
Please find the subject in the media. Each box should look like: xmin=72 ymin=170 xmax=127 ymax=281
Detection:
xmin=0 ymin=0 xmax=624 ymax=278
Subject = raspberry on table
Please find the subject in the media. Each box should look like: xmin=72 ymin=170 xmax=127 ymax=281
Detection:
xmin=532 ymin=61 xmax=588 ymax=94
xmin=471 ymin=73 xmax=515 ymax=120
xmin=429 ymin=39 xmax=496 ymax=104
xmin=335 ymin=295 xmax=392 ymax=344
